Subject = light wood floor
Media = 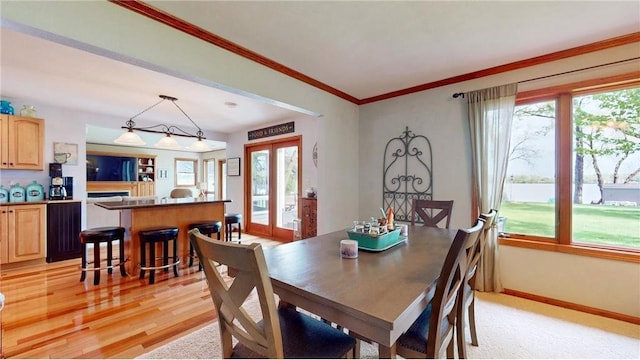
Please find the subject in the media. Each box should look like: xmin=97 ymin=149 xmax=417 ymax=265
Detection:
xmin=0 ymin=235 xmax=281 ymax=359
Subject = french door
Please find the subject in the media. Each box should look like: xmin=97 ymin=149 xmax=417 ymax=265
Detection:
xmin=245 ymin=136 xmax=301 ymax=241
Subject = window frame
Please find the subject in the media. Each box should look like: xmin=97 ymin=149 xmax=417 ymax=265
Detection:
xmin=499 ymin=72 xmax=640 ymax=263
xmin=174 ymin=158 xmax=197 ymax=187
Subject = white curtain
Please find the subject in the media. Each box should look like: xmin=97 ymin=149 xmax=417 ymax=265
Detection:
xmin=467 ymin=83 xmax=517 ymax=292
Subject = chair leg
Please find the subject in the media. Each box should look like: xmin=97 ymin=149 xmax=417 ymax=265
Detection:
xmin=188 ymin=242 xmax=195 ymax=267
xmin=457 ymin=300 xmax=468 ymax=359
xmin=149 ymin=242 xmax=156 ymax=284
xmin=469 ymin=296 xmax=478 ymax=346
xmin=93 ymin=243 xmax=101 ymax=285
xmin=447 ymin=336 xmax=455 ymax=358
xmin=80 ymin=243 xmax=87 ymax=282
xmin=238 ymin=223 xmax=241 ymax=241
xmin=107 ymin=240 xmax=113 ymax=275
xmin=139 ymin=242 xmax=146 ymax=280
xmin=163 ymin=240 xmax=169 ymax=273
xmin=172 ymin=237 xmax=180 ymax=278
xmin=119 ymin=239 xmax=127 ymax=277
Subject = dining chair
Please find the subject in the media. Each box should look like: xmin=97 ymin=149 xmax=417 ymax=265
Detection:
xmin=170 ymin=188 xmax=193 ymax=198
xmin=457 ymin=209 xmax=498 ymax=358
xmin=396 ymin=219 xmax=484 ymax=359
xmin=411 ymin=199 xmax=454 ymax=228
xmin=188 ymin=228 xmax=356 ymax=359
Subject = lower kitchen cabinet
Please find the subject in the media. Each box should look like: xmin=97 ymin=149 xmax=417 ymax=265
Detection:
xmin=47 ymin=201 xmax=81 ymax=262
xmin=0 ymin=203 xmax=46 ymax=263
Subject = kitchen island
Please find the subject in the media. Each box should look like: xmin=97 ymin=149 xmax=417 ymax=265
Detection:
xmin=95 ymin=197 xmax=230 ymax=276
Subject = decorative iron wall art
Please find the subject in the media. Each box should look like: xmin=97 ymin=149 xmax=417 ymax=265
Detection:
xmin=383 ymin=126 xmax=433 ymax=223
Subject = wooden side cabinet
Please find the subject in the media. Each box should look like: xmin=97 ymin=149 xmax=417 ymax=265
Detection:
xmin=300 ymin=197 xmax=317 ymax=239
xmin=1 ymin=204 xmax=47 ymax=263
xmin=47 ymin=201 xmax=81 ymax=262
xmin=0 ymin=115 xmax=44 ymax=170
xmin=137 ymin=182 xmax=155 ymax=197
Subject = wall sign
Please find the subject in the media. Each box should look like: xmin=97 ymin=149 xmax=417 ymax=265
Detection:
xmin=248 ymin=121 xmax=295 ymax=141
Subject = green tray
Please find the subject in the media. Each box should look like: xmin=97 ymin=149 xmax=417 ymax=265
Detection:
xmin=347 ymin=228 xmax=403 ymax=251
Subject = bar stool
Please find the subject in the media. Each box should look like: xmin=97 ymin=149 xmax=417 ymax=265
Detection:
xmin=224 ymin=213 xmax=242 ymax=242
xmin=79 ymin=226 xmax=127 ymax=285
xmin=188 ymin=220 xmax=222 ymax=271
xmin=138 ymin=226 xmax=180 ymax=285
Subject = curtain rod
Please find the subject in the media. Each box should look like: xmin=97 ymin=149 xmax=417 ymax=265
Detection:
xmin=452 ymin=56 xmax=640 ymax=98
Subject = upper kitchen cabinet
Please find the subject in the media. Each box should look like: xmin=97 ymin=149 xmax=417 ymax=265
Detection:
xmin=0 ymin=115 xmax=44 ymax=170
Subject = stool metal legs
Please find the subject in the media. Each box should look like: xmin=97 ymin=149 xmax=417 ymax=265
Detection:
xmin=80 ymin=240 xmax=128 ymax=285
xmin=139 ymin=238 xmax=180 ymax=285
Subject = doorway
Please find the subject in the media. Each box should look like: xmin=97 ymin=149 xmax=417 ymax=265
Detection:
xmin=245 ymin=136 xmax=301 ymax=241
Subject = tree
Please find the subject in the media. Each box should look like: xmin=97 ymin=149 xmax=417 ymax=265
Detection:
xmin=574 ymin=88 xmax=640 ymax=203
xmin=510 ymin=104 xmax=554 ymax=166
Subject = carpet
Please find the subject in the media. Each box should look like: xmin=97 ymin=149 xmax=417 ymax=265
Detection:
xmin=138 ymin=291 xmax=640 ymax=359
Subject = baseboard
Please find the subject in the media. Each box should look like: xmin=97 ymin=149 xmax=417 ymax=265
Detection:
xmin=503 ymin=288 xmax=640 ymax=325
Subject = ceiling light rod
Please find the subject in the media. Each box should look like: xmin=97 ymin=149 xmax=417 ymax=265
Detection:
xmin=122 ymin=94 xmax=206 ymax=139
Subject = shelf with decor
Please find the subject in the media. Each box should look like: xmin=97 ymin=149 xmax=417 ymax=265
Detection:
xmin=137 ymin=156 xmax=156 ymax=182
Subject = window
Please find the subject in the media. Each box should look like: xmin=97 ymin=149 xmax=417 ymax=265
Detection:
xmin=203 ymin=158 xmax=216 ymax=197
xmin=175 ymin=158 xmax=197 ymax=187
xmin=500 ymin=76 xmax=640 ymax=258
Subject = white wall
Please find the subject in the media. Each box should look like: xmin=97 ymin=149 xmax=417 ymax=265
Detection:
xmin=358 ymin=45 xmax=640 ymax=318
xmin=359 ymin=88 xmax=471 ymax=229
xmin=224 ymin=115 xmax=318 ymax=215
xmin=500 ymin=247 xmax=640 ymax=317
xmin=1 ymin=1 xmax=360 ymax=234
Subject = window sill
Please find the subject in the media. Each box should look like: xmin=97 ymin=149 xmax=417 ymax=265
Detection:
xmin=499 ymin=236 xmax=640 ymax=263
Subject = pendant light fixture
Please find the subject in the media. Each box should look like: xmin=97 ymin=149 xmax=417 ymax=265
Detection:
xmin=114 ymin=94 xmax=210 ymax=150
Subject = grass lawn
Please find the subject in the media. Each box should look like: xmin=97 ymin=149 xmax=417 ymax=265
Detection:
xmin=500 ymin=202 xmax=640 ymax=248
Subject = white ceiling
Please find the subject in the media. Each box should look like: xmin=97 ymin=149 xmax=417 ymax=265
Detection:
xmin=1 ymin=1 xmax=639 ymax=150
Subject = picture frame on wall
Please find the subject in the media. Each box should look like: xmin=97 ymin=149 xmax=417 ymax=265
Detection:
xmin=227 ymin=157 xmax=241 ymax=176
xmin=53 ymin=142 xmax=78 ymax=165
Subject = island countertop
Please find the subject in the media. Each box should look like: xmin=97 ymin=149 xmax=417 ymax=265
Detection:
xmin=94 ymin=197 xmax=230 ymax=276
xmin=95 ymin=197 xmax=231 ymax=210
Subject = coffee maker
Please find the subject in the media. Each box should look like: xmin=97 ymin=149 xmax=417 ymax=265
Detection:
xmin=49 ymin=163 xmax=72 ymax=200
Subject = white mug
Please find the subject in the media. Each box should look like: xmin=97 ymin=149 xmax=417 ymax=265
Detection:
xmin=340 ymin=239 xmax=358 ymax=259
xmin=400 ymin=224 xmax=408 ymax=237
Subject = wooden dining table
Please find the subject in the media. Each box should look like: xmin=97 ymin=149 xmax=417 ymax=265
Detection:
xmin=263 ymin=225 xmax=456 ymax=358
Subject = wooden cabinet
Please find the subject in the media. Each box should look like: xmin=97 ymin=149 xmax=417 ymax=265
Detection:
xmin=0 ymin=115 xmax=44 ymax=170
xmin=300 ymin=197 xmax=317 ymax=239
xmin=1 ymin=203 xmax=47 ymax=264
xmin=47 ymin=201 xmax=81 ymax=262
xmin=137 ymin=156 xmax=156 ymax=182
xmin=137 ymin=181 xmax=155 ymax=197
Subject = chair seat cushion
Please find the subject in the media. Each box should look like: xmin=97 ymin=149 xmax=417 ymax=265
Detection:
xmin=80 ymin=226 xmax=125 ymax=243
xmin=232 ymin=306 xmax=356 ymax=358
xmin=397 ymin=303 xmax=451 ymax=354
xmin=189 ymin=221 xmax=222 ymax=234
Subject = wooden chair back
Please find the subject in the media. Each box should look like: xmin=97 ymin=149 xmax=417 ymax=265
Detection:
xmin=411 ymin=199 xmax=454 ymax=228
xmin=170 ymin=188 xmax=193 ymax=198
xmin=188 ymin=228 xmax=284 ymax=358
xmin=398 ymin=219 xmax=484 ymax=358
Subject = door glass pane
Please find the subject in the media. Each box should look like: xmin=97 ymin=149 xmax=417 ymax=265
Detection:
xmin=276 ymin=146 xmax=298 ymax=230
xmin=251 ymin=150 xmax=269 ymax=225
xmin=500 ymin=100 xmax=556 ymax=237
xmin=205 ymin=159 xmax=215 ymax=197
xmin=572 ymin=88 xmax=640 ymax=248
xmin=221 ymin=161 xmax=227 ymax=200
